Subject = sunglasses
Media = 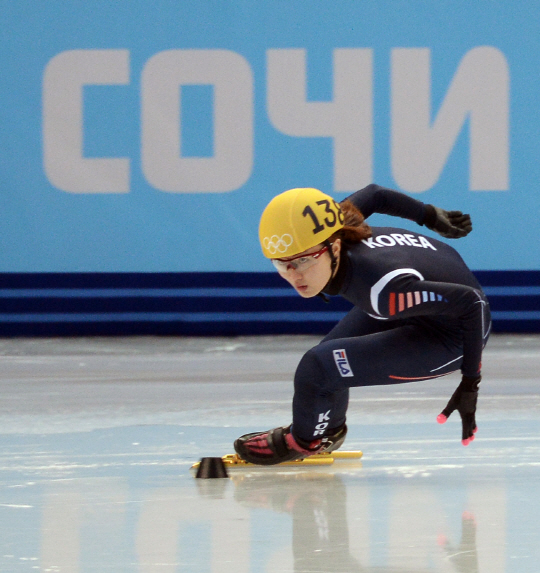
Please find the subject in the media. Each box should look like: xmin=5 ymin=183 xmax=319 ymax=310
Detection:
xmin=271 ymin=245 xmax=330 ymax=273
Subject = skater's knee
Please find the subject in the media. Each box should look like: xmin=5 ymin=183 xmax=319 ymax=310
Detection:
xmin=294 ymin=347 xmax=331 ymax=392
xmin=298 ymin=346 xmax=321 ymax=372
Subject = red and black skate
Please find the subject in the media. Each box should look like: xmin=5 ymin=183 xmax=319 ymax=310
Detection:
xmin=234 ymin=424 xmax=347 ymax=466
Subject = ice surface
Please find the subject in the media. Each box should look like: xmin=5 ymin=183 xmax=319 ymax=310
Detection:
xmin=0 ymin=334 xmax=538 ymax=572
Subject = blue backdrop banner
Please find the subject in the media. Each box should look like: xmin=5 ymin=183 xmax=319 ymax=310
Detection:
xmin=1 ymin=1 xmax=538 ymax=275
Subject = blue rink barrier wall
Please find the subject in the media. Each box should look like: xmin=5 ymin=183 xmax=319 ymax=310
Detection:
xmin=0 ymin=271 xmax=538 ymax=337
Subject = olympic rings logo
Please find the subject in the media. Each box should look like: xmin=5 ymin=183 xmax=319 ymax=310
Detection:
xmin=263 ymin=234 xmax=294 ymax=254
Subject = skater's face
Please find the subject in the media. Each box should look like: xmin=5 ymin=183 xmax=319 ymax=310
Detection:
xmin=274 ymin=240 xmax=341 ymax=298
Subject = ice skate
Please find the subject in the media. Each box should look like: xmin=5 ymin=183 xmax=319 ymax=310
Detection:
xmin=233 ymin=424 xmax=347 ymax=466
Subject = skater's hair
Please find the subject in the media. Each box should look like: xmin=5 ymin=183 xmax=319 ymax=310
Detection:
xmin=329 ymin=200 xmax=372 ymax=248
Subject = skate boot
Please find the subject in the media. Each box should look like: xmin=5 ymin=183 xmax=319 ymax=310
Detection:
xmin=234 ymin=424 xmax=347 ymax=466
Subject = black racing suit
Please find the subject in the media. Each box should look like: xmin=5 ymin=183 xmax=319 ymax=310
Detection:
xmin=291 ymin=184 xmax=491 ymax=441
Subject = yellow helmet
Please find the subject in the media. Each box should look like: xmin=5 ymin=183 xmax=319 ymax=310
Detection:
xmin=259 ymin=188 xmax=344 ymax=258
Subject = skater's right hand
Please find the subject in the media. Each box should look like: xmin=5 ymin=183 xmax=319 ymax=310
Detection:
xmin=424 ymin=205 xmax=472 ymax=239
xmin=437 ymin=375 xmax=481 ymax=445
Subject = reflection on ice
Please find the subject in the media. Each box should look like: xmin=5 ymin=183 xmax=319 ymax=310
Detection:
xmin=229 ymin=470 xmax=503 ymax=573
xmin=0 ymin=458 xmax=515 ymax=573
xmin=439 ymin=512 xmax=479 ymax=573
xmin=0 ymin=335 xmax=538 ymax=572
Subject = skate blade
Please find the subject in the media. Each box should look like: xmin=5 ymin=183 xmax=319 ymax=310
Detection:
xmin=191 ymin=450 xmax=362 ymax=470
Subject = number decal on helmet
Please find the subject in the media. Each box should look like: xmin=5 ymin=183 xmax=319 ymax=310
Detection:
xmin=302 ymin=205 xmax=324 ymax=234
xmin=334 ymin=200 xmax=344 ymax=225
xmin=317 ymin=200 xmax=337 ymax=227
xmin=302 ymin=200 xmax=344 ymax=235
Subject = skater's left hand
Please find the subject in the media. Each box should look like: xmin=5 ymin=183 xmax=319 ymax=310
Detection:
xmin=437 ymin=375 xmax=481 ymax=445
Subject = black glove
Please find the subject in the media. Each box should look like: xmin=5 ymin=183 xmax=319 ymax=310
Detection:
xmin=424 ymin=205 xmax=472 ymax=238
xmin=437 ymin=375 xmax=481 ymax=445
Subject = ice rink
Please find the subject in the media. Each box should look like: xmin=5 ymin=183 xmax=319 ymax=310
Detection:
xmin=0 ymin=333 xmax=539 ymax=573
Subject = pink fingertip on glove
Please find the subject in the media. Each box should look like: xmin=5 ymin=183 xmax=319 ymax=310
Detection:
xmin=462 ymin=438 xmax=471 ymax=446
xmin=437 ymin=413 xmax=447 ymax=424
